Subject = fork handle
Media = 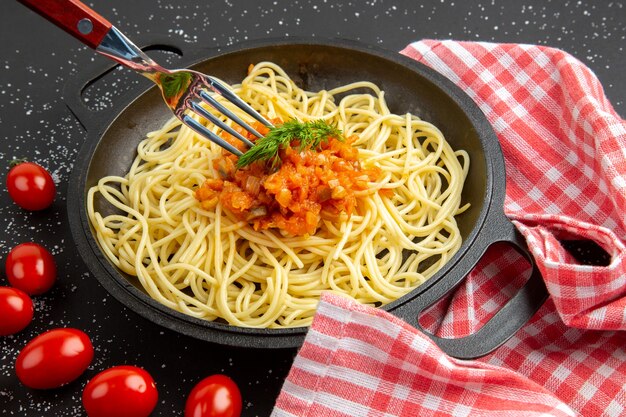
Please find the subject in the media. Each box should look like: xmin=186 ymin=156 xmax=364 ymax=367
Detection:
xmin=18 ymin=0 xmax=112 ymax=49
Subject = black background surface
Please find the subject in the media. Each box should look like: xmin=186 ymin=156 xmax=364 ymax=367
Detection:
xmin=1 ymin=1 xmax=624 ymax=416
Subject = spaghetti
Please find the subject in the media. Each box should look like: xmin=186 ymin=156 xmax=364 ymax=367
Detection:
xmin=87 ymin=62 xmax=470 ymax=328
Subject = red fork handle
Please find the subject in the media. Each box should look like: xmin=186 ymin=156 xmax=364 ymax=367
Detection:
xmin=18 ymin=0 xmax=112 ymax=49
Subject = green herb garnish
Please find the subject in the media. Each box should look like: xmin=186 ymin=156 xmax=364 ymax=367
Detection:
xmin=160 ymin=72 xmax=192 ymax=100
xmin=236 ymin=119 xmax=343 ymax=168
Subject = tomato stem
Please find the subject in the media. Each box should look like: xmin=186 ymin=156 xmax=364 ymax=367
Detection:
xmin=9 ymin=158 xmax=29 ymax=168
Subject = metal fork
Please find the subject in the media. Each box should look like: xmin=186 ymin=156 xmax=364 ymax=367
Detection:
xmin=18 ymin=0 xmax=272 ymax=156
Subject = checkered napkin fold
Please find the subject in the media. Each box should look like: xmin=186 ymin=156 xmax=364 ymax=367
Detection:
xmin=271 ymin=40 xmax=626 ymax=417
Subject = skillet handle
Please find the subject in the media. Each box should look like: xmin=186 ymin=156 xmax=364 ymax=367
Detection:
xmin=391 ymin=212 xmax=548 ymax=360
xmin=62 ymin=36 xmax=187 ymax=131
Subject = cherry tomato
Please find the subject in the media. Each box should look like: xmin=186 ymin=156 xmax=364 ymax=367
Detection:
xmin=6 ymin=161 xmax=56 ymax=210
xmin=5 ymin=242 xmax=57 ymax=295
xmin=15 ymin=328 xmax=93 ymax=389
xmin=0 ymin=286 xmax=34 ymax=336
xmin=82 ymin=365 xmax=158 ymax=417
xmin=185 ymin=374 xmax=242 ymax=417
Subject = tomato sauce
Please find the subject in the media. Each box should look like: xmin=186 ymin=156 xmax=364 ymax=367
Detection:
xmin=195 ymin=121 xmax=380 ymax=236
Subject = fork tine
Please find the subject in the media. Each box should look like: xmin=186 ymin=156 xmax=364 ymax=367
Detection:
xmin=181 ymin=115 xmax=243 ymax=156
xmin=205 ymin=76 xmax=274 ymax=128
xmin=199 ymin=90 xmax=265 ymax=139
xmin=190 ymin=102 xmax=255 ymax=148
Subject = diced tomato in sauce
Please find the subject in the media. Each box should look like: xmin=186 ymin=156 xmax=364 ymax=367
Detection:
xmin=195 ymin=120 xmax=381 ymax=236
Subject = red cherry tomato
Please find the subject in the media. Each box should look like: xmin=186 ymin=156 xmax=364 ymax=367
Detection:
xmin=185 ymin=374 xmax=242 ymax=417
xmin=15 ymin=328 xmax=93 ymax=389
xmin=82 ymin=365 xmax=158 ymax=417
xmin=6 ymin=161 xmax=56 ymax=210
xmin=0 ymin=286 xmax=34 ymax=336
xmin=5 ymin=242 xmax=57 ymax=295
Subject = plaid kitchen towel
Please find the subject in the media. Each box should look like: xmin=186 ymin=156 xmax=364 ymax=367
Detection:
xmin=271 ymin=41 xmax=626 ymax=417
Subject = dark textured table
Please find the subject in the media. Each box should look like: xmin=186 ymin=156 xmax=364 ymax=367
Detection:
xmin=1 ymin=1 xmax=624 ymax=416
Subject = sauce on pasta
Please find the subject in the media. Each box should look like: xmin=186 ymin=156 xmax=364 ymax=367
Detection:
xmin=196 ymin=122 xmax=382 ymax=236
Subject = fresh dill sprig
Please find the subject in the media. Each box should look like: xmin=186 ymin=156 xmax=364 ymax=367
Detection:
xmin=236 ymin=119 xmax=343 ymax=168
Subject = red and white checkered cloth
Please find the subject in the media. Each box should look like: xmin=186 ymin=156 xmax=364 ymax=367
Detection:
xmin=271 ymin=40 xmax=626 ymax=417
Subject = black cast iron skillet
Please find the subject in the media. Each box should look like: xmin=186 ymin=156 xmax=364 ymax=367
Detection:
xmin=66 ymin=38 xmax=548 ymax=359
